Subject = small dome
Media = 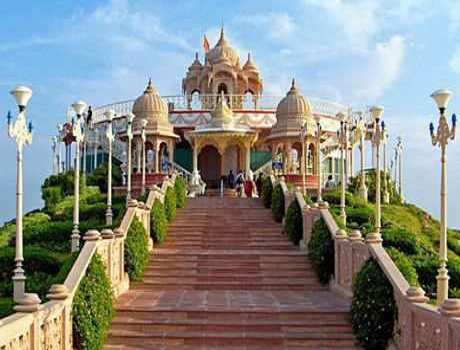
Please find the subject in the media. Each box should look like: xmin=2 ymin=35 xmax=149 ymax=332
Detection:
xmin=188 ymin=52 xmax=202 ymax=72
xmin=269 ymin=79 xmax=314 ymax=140
xmin=243 ymin=53 xmax=258 ymax=72
xmin=132 ymin=79 xmax=169 ymax=131
xmin=210 ymin=92 xmax=234 ymax=128
xmin=206 ymin=27 xmax=239 ymax=66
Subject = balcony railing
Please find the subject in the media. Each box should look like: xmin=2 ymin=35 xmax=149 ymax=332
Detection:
xmin=90 ymin=94 xmax=349 ymax=123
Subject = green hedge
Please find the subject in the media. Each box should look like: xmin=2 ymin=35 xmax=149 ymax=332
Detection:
xmin=151 ymin=199 xmax=168 ymax=243
xmin=86 ymin=161 xmax=122 ymax=194
xmin=351 ymin=259 xmax=396 ymax=350
xmin=308 ymin=219 xmax=334 ymax=284
xmin=124 ymin=217 xmax=149 ymax=280
xmin=386 ymin=248 xmax=419 ymax=286
xmin=174 ymin=177 xmax=187 ymax=208
xmin=285 ymin=200 xmax=303 ymax=245
xmin=73 ymin=254 xmax=114 ymax=350
xmin=382 ymin=227 xmax=419 ymax=255
xmin=262 ymin=177 xmax=273 ymax=209
xmin=164 ymin=187 xmax=177 ymax=222
xmin=271 ymin=184 xmax=284 ymax=223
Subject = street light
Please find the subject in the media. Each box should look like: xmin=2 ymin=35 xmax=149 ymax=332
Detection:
xmin=367 ymin=105 xmax=384 ymax=243
xmin=300 ymin=121 xmax=307 ymax=196
xmin=70 ymin=100 xmax=87 ymax=252
xmin=141 ymin=118 xmax=148 ymax=196
xmin=355 ymin=114 xmax=368 ymax=201
xmin=104 ymin=109 xmax=115 ymax=226
xmin=429 ymin=88 xmax=456 ymax=305
xmin=126 ymin=112 xmax=135 ymax=202
xmin=395 ymin=136 xmax=404 ymax=202
xmin=314 ymin=115 xmax=324 ymax=204
xmin=7 ymin=85 xmax=41 ymax=310
xmin=382 ymin=127 xmax=390 ymax=204
xmin=51 ymin=136 xmax=58 ymax=175
xmin=336 ymin=112 xmax=348 ymax=227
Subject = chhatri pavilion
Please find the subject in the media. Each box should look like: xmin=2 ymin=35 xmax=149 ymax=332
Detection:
xmin=59 ymin=27 xmax=353 ymax=194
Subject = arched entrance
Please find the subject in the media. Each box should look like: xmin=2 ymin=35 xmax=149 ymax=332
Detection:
xmin=198 ymin=145 xmax=221 ymax=188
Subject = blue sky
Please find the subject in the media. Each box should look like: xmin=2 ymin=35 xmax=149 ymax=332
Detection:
xmin=1 ymin=0 xmax=460 ymax=228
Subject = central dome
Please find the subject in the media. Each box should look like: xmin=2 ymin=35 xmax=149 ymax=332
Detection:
xmin=206 ymin=28 xmax=239 ymax=66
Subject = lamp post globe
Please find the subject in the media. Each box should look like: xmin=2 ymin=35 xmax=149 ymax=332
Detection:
xmin=10 ymin=85 xmax=33 ymax=111
xmin=104 ymin=109 xmax=115 ymax=225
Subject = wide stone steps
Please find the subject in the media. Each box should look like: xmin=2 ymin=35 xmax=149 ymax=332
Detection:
xmin=105 ymin=197 xmax=358 ymax=349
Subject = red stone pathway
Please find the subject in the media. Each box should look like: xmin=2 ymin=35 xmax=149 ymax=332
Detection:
xmin=105 ymin=197 xmax=359 ymax=349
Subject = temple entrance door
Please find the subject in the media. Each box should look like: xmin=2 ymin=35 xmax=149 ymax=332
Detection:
xmin=198 ymin=145 xmax=221 ymax=188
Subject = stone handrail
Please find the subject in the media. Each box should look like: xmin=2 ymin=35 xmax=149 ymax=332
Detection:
xmin=0 ymin=174 xmax=179 ymax=350
xmin=269 ymin=174 xmax=460 ymax=350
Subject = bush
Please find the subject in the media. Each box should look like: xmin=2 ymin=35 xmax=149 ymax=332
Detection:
xmin=382 ymin=227 xmax=419 ymax=256
xmin=42 ymin=186 xmax=64 ymax=210
xmin=448 ymin=235 xmax=460 ymax=256
xmin=262 ymin=177 xmax=273 ymax=209
xmin=50 ymin=186 xmax=103 ymax=221
xmin=124 ymin=217 xmax=149 ymax=280
xmin=386 ymin=248 xmax=419 ymax=286
xmin=0 ymin=246 xmax=66 ymax=298
xmin=86 ymin=161 xmax=122 ymax=194
xmin=151 ymin=199 xmax=168 ymax=243
xmin=271 ymin=184 xmax=285 ymax=222
xmin=73 ymin=254 xmax=113 ymax=350
xmin=346 ymin=206 xmax=374 ymax=227
xmin=285 ymin=200 xmax=303 ymax=245
xmin=174 ymin=176 xmax=187 ymax=208
xmin=351 ymin=259 xmax=396 ymax=350
xmin=42 ymin=172 xmax=75 ymax=197
xmin=308 ymin=219 xmax=334 ymax=284
xmin=412 ymin=254 xmax=438 ymax=297
xmin=0 ymin=212 xmax=50 ymax=248
xmin=164 ymin=186 xmax=177 ymax=222
xmin=0 ymin=297 xmax=13 ymax=319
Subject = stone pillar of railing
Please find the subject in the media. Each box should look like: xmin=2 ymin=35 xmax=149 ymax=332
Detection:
xmin=279 ymin=177 xmax=294 ymax=217
xmin=440 ymin=299 xmax=460 ymax=350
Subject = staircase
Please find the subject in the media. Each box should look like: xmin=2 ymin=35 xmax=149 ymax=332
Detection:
xmin=105 ymin=197 xmax=358 ymax=349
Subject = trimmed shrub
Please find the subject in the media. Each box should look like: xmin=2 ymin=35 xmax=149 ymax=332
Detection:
xmin=0 ymin=212 xmax=50 ymax=248
xmin=448 ymin=235 xmax=460 ymax=256
xmin=73 ymin=254 xmax=113 ymax=350
xmin=382 ymin=227 xmax=419 ymax=256
xmin=285 ymin=200 xmax=303 ymax=245
xmin=151 ymin=199 xmax=168 ymax=243
xmin=0 ymin=297 xmax=13 ymax=319
xmin=164 ymin=186 xmax=177 ymax=222
xmin=386 ymin=247 xmax=419 ymax=286
xmin=175 ymin=176 xmax=187 ymax=208
xmin=346 ymin=206 xmax=374 ymax=227
xmin=308 ymin=219 xmax=334 ymax=284
xmin=42 ymin=186 xmax=64 ymax=210
xmin=124 ymin=217 xmax=149 ymax=280
xmin=412 ymin=254 xmax=438 ymax=296
xmin=42 ymin=172 xmax=75 ymax=197
xmin=261 ymin=177 xmax=273 ymax=209
xmin=86 ymin=161 xmax=122 ymax=194
xmin=271 ymin=184 xmax=285 ymax=222
xmin=351 ymin=259 xmax=396 ymax=350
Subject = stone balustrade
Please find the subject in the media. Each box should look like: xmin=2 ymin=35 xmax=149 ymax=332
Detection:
xmin=0 ymin=174 xmax=179 ymax=350
xmin=270 ymin=175 xmax=460 ymax=350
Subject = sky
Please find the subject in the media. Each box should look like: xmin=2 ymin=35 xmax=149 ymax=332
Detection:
xmin=0 ymin=0 xmax=459 ymax=228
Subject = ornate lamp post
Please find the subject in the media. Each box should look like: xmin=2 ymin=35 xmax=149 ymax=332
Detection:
xmin=126 ymin=112 xmax=135 ymax=202
xmin=395 ymin=136 xmax=404 ymax=202
xmin=51 ymin=136 xmax=58 ymax=175
xmin=7 ymin=86 xmax=41 ymax=308
xmin=300 ymin=121 xmax=307 ymax=196
xmin=93 ymin=128 xmax=99 ymax=171
xmin=141 ymin=118 xmax=148 ymax=196
xmin=104 ymin=109 xmax=115 ymax=226
xmin=337 ymin=112 xmax=348 ymax=226
xmin=314 ymin=115 xmax=324 ymax=204
xmin=70 ymin=100 xmax=87 ymax=253
xmin=383 ymin=128 xmax=390 ymax=204
xmin=57 ymin=123 xmax=63 ymax=173
xmin=429 ymin=88 xmax=456 ymax=305
xmin=356 ymin=114 xmax=368 ymax=201
xmin=367 ymin=106 xmax=385 ymax=242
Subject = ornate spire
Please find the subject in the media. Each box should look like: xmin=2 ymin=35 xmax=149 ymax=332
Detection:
xmin=288 ymin=78 xmax=298 ymax=95
xmin=144 ymin=78 xmax=155 ymax=94
xmin=217 ymin=25 xmax=226 ymax=46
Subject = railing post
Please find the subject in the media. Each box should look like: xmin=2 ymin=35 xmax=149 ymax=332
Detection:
xmin=440 ymin=299 xmax=460 ymax=350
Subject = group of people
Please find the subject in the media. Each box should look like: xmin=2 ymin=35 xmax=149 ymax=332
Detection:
xmin=226 ymin=170 xmax=263 ymax=198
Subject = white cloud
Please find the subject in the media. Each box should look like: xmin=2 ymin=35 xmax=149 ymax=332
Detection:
xmin=241 ymin=13 xmax=295 ymax=40
xmin=449 ymin=48 xmax=460 ymax=74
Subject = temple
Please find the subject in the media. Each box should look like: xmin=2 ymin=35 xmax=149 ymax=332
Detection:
xmin=59 ymin=27 xmax=353 ymax=195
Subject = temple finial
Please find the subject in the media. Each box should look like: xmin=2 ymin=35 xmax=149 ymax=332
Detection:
xmin=291 ymin=78 xmax=296 ymax=88
xmin=195 ymin=52 xmax=199 ymax=60
xmin=247 ymin=52 xmax=251 ymax=61
xmin=148 ymin=78 xmax=152 ymax=87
